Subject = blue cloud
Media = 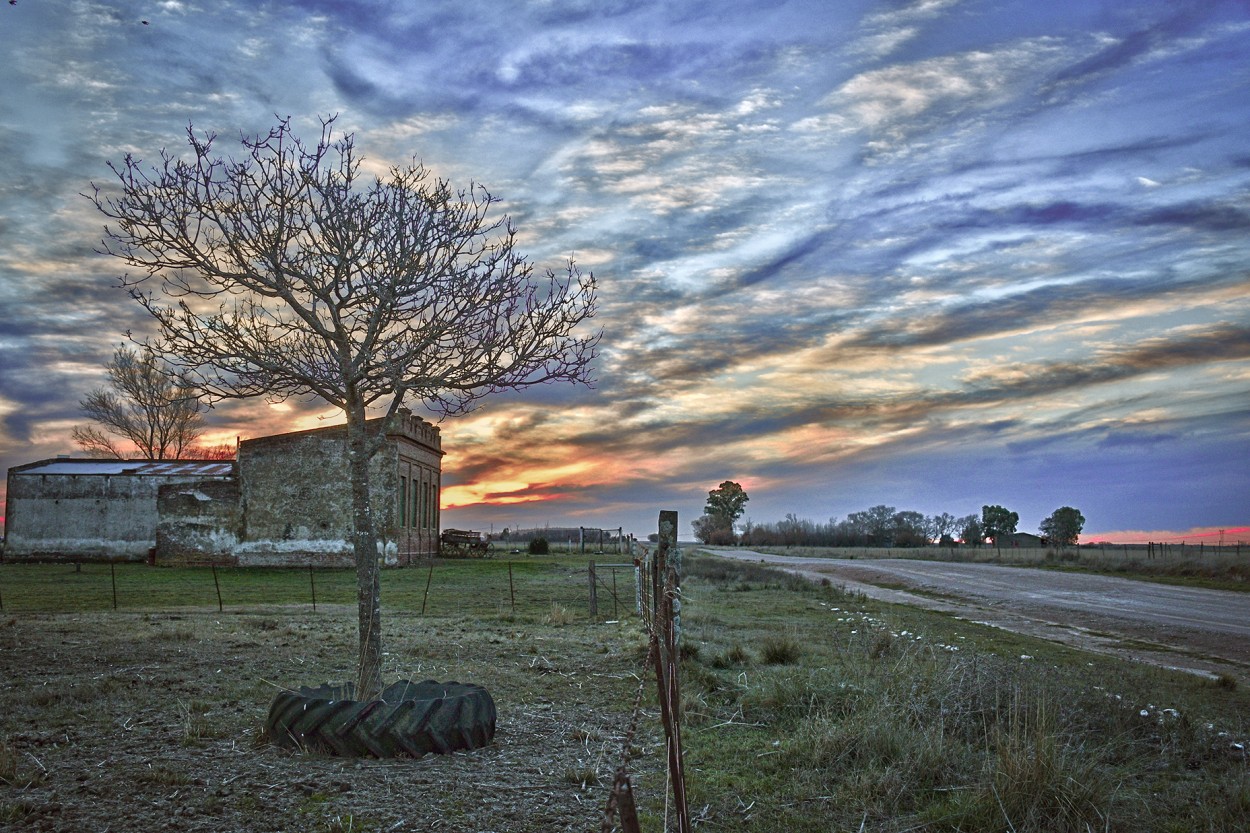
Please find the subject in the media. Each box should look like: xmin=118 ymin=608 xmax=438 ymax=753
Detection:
xmin=1 ymin=0 xmax=1248 ymax=538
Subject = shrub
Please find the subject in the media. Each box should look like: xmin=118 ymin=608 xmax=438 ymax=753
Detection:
xmin=542 ymin=602 xmax=573 ymax=626
xmin=711 ymin=644 xmax=752 ymax=668
xmin=760 ymin=634 xmax=802 ymax=665
xmin=528 ymin=537 xmax=549 ymax=555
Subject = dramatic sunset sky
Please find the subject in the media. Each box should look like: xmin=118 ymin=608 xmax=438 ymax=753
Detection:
xmin=1 ymin=1 xmax=1248 ymax=544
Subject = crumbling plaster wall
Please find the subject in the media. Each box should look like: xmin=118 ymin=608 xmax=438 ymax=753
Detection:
xmin=231 ymin=425 xmax=399 ymax=567
xmin=155 ymin=479 xmax=242 ymax=564
xmin=5 ymin=471 xmax=211 ymax=560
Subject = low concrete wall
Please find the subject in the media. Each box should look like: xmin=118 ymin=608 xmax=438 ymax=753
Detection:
xmin=8 ymin=472 xmax=187 ymax=561
xmin=156 ymin=479 xmax=243 ymax=565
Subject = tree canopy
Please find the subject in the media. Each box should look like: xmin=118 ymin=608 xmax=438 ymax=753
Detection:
xmin=693 ymin=481 xmax=750 ymax=544
xmin=705 ymin=481 xmax=749 ymax=526
xmin=1040 ymin=506 xmax=1085 ymax=548
xmin=90 ymin=116 xmax=600 ymax=697
xmin=89 ymin=117 xmax=599 ymax=423
xmin=980 ymin=505 xmax=1019 ymax=546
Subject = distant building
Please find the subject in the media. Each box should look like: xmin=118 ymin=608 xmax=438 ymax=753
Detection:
xmin=3 ymin=409 xmax=443 ymax=566
xmin=3 ymin=459 xmax=234 ymax=561
xmin=1007 ymin=532 xmax=1044 ymax=548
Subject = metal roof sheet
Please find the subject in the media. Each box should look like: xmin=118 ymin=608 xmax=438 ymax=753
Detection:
xmin=15 ymin=460 xmax=234 ymax=477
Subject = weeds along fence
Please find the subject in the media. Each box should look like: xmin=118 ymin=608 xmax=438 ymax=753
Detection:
xmin=0 ymin=557 xmax=611 ymax=620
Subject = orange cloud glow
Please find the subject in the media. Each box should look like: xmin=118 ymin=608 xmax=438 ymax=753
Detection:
xmin=441 ymin=480 xmax=551 ymax=508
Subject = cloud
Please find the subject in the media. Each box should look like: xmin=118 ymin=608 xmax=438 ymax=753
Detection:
xmin=796 ymin=37 xmax=1070 ymax=158
xmin=959 ymin=323 xmax=1250 ymax=400
xmin=843 ymin=273 xmax=1250 ymax=351
xmin=2 ymin=0 xmax=1248 ymax=541
xmin=1042 ymin=4 xmax=1214 ymax=94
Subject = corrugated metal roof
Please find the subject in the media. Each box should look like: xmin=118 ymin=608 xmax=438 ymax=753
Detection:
xmin=15 ymin=460 xmax=234 ymax=477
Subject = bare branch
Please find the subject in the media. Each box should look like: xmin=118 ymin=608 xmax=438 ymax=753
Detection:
xmin=88 ymin=116 xmax=599 ymax=416
xmin=70 ymin=425 xmax=126 ymax=459
xmin=88 ymin=115 xmax=600 ymax=697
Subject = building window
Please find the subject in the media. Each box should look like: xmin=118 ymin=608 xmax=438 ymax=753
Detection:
xmin=399 ymin=477 xmax=409 ymax=528
xmin=419 ymin=475 xmax=429 ymax=529
xmin=413 ymin=471 xmax=422 ymax=530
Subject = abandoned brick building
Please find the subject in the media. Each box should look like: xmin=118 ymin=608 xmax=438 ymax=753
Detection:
xmin=3 ymin=409 xmax=443 ymax=566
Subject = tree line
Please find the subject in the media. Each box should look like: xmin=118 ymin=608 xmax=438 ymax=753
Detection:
xmin=694 ymin=483 xmax=1085 ymax=549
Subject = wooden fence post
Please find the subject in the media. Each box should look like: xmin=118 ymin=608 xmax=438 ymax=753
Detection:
xmin=588 ymin=561 xmax=598 ymax=618
xmin=653 ymin=509 xmax=690 ymax=833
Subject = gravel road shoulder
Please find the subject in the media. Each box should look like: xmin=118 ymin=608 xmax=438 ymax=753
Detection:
xmin=700 ymin=548 xmax=1250 ymax=684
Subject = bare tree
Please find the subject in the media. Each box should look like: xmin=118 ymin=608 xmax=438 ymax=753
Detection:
xmin=72 ymin=346 xmax=205 ymax=459
xmin=184 ymin=442 xmax=238 ymax=460
xmin=88 ymin=116 xmax=599 ymax=698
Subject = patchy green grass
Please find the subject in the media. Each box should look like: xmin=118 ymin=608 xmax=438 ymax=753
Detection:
xmin=745 ymin=543 xmax=1250 ymax=591
xmin=675 ymin=552 xmax=1250 ymax=832
xmin=0 ymin=555 xmax=600 ymax=617
xmin=2 ymin=550 xmax=1247 ymax=831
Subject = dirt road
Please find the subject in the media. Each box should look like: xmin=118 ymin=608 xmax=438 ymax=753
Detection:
xmin=701 ymin=548 xmax=1250 ymax=682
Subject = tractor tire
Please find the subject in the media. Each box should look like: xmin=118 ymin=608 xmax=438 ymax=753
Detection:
xmin=265 ymin=679 xmax=496 ymax=758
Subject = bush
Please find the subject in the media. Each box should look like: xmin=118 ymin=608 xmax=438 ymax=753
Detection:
xmin=710 ymin=644 xmax=752 ymax=668
xmin=528 ymin=537 xmax=549 ymax=555
xmin=760 ymin=634 xmax=802 ymax=665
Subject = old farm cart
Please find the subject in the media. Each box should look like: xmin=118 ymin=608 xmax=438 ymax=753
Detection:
xmin=439 ymin=528 xmax=492 ymax=558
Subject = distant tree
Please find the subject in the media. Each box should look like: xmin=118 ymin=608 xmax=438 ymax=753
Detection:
xmin=704 ymin=481 xmax=749 ymax=539
xmin=928 ymin=512 xmax=958 ymax=546
xmin=89 ymin=116 xmax=599 ymax=699
xmin=185 ymin=442 xmax=237 ymax=460
xmin=892 ymin=510 xmax=928 ymax=546
xmin=777 ymin=512 xmax=812 ymax=547
xmin=856 ymin=505 xmax=896 ymax=546
xmin=1040 ymin=506 xmax=1085 ymax=549
xmin=72 ymin=346 xmax=205 ymax=459
xmin=981 ymin=505 xmax=1019 ymax=547
xmin=692 ymin=513 xmax=735 ymax=545
xmin=958 ymin=514 xmax=983 ymax=546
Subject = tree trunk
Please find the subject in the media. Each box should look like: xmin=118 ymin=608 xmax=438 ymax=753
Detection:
xmin=346 ymin=405 xmax=383 ymax=700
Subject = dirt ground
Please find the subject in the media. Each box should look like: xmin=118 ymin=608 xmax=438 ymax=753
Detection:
xmin=0 ymin=609 xmax=662 ymax=832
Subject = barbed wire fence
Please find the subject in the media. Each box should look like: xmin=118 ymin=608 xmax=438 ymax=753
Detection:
xmin=602 ymin=510 xmax=690 ymax=833
xmin=0 ymin=557 xmax=594 ymax=619
xmin=1 ymin=519 xmax=694 ymax=832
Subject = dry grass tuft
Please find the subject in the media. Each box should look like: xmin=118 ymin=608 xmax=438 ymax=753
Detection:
xmin=760 ymin=634 xmax=802 ymax=665
xmin=543 ymin=602 xmax=575 ymax=626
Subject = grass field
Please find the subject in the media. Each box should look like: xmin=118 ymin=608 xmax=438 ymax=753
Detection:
xmin=0 ymin=555 xmax=629 ymax=617
xmin=674 ymin=554 xmax=1249 ymax=831
xmin=2 ymin=552 xmax=1248 ymax=831
xmin=737 ymin=543 xmax=1250 ymax=591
